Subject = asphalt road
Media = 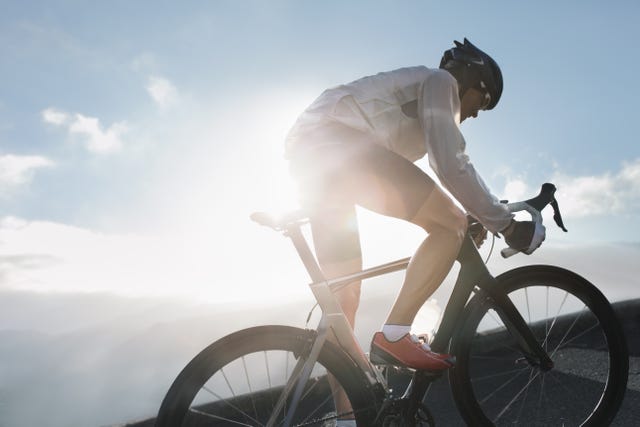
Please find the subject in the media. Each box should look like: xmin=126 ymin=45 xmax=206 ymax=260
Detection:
xmin=124 ymin=299 xmax=639 ymax=426
xmin=421 ymin=299 xmax=639 ymax=426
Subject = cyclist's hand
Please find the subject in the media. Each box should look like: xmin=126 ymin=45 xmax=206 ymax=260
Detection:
xmin=500 ymin=219 xmax=546 ymax=254
xmin=467 ymin=216 xmax=487 ymax=248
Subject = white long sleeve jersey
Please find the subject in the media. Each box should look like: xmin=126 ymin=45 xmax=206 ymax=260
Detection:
xmin=285 ymin=66 xmax=512 ymax=233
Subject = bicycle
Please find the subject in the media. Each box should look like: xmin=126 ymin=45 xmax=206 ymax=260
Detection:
xmin=155 ymin=183 xmax=628 ymax=426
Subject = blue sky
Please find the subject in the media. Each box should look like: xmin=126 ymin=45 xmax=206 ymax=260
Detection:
xmin=1 ymin=1 xmax=639 ymax=299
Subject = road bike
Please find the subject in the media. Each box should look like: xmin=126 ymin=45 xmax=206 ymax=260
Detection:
xmin=155 ymin=183 xmax=628 ymax=426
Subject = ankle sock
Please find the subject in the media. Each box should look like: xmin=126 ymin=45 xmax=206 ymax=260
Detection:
xmin=336 ymin=419 xmax=357 ymax=427
xmin=381 ymin=324 xmax=411 ymax=341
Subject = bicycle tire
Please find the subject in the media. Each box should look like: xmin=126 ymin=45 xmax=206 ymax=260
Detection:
xmin=155 ymin=325 xmax=379 ymax=426
xmin=449 ymin=265 xmax=628 ymax=426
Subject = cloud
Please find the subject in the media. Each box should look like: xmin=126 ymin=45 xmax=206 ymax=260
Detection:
xmin=42 ymin=108 xmax=128 ymax=154
xmin=552 ymin=159 xmax=640 ymax=217
xmin=0 ymin=216 xmax=172 ymax=296
xmin=41 ymin=108 xmax=69 ymax=126
xmin=146 ymin=75 xmax=178 ymax=109
xmin=0 ymin=212 xmax=316 ymax=306
xmin=501 ymin=158 xmax=640 ymax=218
xmin=0 ymin=154 xmax=54 ymax=193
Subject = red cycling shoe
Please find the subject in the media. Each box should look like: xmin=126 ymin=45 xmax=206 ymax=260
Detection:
xmin=369 ymin=332 xmax=455 ymax=371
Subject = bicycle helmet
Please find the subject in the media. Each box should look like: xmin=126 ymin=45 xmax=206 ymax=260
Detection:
xmin=439 ymin=38 xmax=503 ymax=110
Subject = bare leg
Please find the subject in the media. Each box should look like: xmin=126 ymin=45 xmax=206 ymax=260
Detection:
xmin=386 ymin=188 xmax=467 ymax=325
xmin=320 ymin=258 xmax=362 ymax=420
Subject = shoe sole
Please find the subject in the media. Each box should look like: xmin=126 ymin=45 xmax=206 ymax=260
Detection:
xmin=369 ymin=346 xmax=403 ymax=366
xmin=370 ymin=344 xmax=454 ymax=372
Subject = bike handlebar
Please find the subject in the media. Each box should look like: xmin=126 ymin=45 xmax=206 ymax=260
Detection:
xmin=500 ymin=183 xmax=568 ymax=258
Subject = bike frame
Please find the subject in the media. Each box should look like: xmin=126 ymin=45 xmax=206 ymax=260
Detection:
xmin=269 ymin=222 xmax=552 ymax=426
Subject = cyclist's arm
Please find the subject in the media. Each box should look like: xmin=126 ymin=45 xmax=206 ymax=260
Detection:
xmin=419 ymin=70 xmax=512 ymax=234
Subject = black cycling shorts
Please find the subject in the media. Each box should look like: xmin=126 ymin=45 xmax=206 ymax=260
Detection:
xmin=289 ymin=129 xmax=436 ymax=264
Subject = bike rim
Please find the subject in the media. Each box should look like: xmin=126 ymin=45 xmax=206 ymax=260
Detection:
xmin=463 ymin=283 xmax=612 ymax=426
xmin=182 ymin=348 xmax=354 ymax=426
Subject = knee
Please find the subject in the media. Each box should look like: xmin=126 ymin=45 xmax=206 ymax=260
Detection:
xmin=428 ymin=207 xmax=467 ymax=247
xmin=448 ymin=207 xmax=468 ymax=243
xmin=411 ymin=193 xmax=468 ymax=242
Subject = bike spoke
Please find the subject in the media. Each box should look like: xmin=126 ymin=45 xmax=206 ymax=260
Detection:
xmin=515 ymin=369 xmax=535 ymax=423
xmin=201 ymin=385 xmax=265 ymax=426
xmin=470 ymin=354 xmax=524 ymax=362
xmin=542 ymin=290 xmax=569 ymax=348
xmin=493 ymin=370 xmax=540 ymax=422
xmin=456 ymin=278 xmax=626 ymax=427
xmin=300 ymin=376 xmax=322 ymax=402
xmin=189 ymin=407 xmax=257 ymax=426
xmin=552 ymin=320 xmax=601 ymax=353
xmin=545 ymin=286 xmax=549 ymax=352
xmin=241 ymin=356 xmax=259 ymax=422
xmin=299 ymin=382 xmax=337 ymax=426
xmin=265 ymin=351 xmax=272 ymax=389
xmin=221 ymin=367 xmax=237 ymax=397
xmin=550 ymin=305 xmax=587 ymax=358
xmin=547 ymin=371 xmax=594 ymax=422
xmin=537 ymin=374 xmax=546 ymax=414
xmin=471 ymin=366 xmax=530 ymax=383
xmin=479 ymin=367 xmax=529 ymax=404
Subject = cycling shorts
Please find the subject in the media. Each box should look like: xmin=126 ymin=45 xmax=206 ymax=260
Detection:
xmin=289 ymin=124 xmax=435 ymax=263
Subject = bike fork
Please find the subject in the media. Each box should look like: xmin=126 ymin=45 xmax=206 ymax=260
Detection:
xmin=488 ymin=288 xmax=554 ymax=370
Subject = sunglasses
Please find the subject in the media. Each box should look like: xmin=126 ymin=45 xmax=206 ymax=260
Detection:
xmin=479 ymin=81 xmax=492 ymax=110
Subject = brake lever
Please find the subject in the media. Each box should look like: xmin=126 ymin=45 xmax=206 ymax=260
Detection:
xmin=500 ymin=183 xmax=568 ymax=258
xmin=550 ymin=199 xmax=568 ymax=232
xmin=523 ymin=183 xmax=567 ymax=232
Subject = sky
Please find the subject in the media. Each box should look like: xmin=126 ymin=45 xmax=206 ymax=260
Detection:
xmin=0 ymin=1 xmax=639 ymax=425
xmin=1 ymin=1 xmax=639 ymax=304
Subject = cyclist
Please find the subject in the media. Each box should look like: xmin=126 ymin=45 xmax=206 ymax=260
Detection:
xmin=285 ymin=38 xmax=544 ymax=425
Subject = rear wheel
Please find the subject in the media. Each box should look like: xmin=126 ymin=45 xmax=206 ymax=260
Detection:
xmin=450 ymin=265 xmax=628 ymax=426
xmin=155 ymin=325 xmax=379 ymax=426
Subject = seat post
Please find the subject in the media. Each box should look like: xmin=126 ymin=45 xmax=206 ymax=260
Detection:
xmin=284 ymin=225 xmax=326 ymax=283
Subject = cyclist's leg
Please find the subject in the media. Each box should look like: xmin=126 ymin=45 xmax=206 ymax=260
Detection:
xmin=292 ymin=166 xmax=364 ymax=420
xmin=308 ymin=205 xmax=363 ymax=328
xmin=385 ymin=187 xmax=467 ymax=325
xmin=340 ymin=143 xmax=467 ymax=327
xmin=307 ymin=206 xmax=363 ymax=421
xmin=295 ymin=135 xmax=467 ymax=325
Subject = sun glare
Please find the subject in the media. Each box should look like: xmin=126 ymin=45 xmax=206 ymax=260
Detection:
xmin=157 ymin=88 xmax=320 ymax=304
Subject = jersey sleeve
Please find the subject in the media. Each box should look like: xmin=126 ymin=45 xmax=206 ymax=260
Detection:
xmin=419 ymin=70 xmax=512 ymax=233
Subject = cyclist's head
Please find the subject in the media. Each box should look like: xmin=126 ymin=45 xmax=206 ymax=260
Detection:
xmin=439 ymin=38 xmax=503 ymax=111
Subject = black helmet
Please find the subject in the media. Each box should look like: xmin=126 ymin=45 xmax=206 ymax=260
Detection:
xmin=439 ymin=38 xmax=503 ymax=110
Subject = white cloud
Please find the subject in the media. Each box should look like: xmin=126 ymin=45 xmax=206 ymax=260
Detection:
xmin=41 ymin=108 xmax=69 ymax=126
xmin=146 ymin=75 xmax=178 ymax=109
xmin=0 ymin=154 xmax=54 ymax=192
xmin=553 ymin=159 xmax=640 ymax=217
xmin=42 ymin=108 xmax=128 ymax=154
xmin=68 ymin=113 xmax=128 ymax=153
xmin=0 ymin=217 xmax=179 ymax=296
xmin=501 ymin=158 xmax=640 ymax=218
xmin=0 ymin=216 xmax=307 ymax=303
xmin=502 ymin=178 xmax=529 ymax=203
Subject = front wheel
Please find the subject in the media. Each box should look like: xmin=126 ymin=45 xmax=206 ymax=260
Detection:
xmin=450 ymin=265 xmax=628 ymax=426
xmin=155 ymin=325 xmax=379 ymax=426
